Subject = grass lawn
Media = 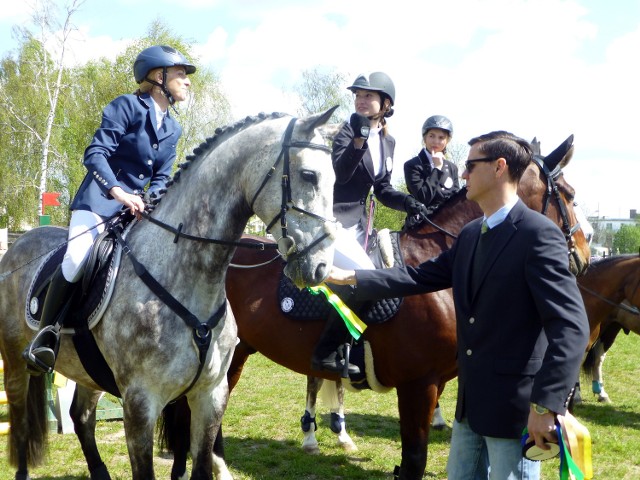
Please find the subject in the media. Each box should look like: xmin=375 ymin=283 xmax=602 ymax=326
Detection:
xmin=1 ymin=331 xmax=639 ymax=479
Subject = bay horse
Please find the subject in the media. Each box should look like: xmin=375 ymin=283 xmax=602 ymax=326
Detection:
xmin=161 ymin=135 xmax=591 ymax=479
xmin=574 ymin=254 xmax=640 ymax=403
xmin=0 ymin=108 xmax=340 ymax=480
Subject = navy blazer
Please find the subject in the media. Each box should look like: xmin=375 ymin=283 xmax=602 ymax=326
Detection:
xmin=332 ymin=122 xmax=406 ymax=229
xmin=355 ymin=199 xmax=589 ymax=438
xmin=70 ymin=93 xmax=181 ymax=217
xmin=404 ymin=149 xmax=460 ymax=209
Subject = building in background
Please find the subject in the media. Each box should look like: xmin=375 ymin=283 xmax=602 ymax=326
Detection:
xmin=588 ymin=209 xmax=638 ymax=257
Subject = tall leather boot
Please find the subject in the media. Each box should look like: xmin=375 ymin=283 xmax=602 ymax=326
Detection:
xmin=22 ymin=265 xmax=73 ymax=375
xmin=311 ymin=308 xmax=360 ymax=377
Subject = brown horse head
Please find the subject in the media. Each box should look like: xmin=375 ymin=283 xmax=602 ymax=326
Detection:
xmin=517 ymin=135 xmax=590 ymax=275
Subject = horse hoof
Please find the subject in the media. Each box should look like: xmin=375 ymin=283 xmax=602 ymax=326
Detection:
xmin=597 ymin=395 xmax=611 ymax=403
xmin=89 ymin=462 xmax=111 ymax=480
xmin=302 ymin=444 xmax=321 ymax=455
xmin=432 ymin=423 xmax=450 ymax=431
xmin=338 ymin=440 xmax=358 ymax=452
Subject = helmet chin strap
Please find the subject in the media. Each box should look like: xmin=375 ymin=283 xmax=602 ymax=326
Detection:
xmin=144 ymin=67 xmax=179 ymax=113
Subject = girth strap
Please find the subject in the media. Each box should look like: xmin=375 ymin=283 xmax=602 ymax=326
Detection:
xmin=113 ymin=229 xmax=226 ymax=401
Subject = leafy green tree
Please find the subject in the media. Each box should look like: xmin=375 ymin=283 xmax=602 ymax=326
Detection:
xmin=0 ymin=12 xmax=231 ymax=230
xmin=371 ymin=182 xmax=409 ymax=232
xmin=612 ymin=224 xmax=640 ymax=254
xmin=294 ymin=67 xmax=352 ymax=122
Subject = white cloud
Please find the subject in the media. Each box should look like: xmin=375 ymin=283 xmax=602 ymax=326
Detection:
xmin=3 ymin=0 xmax=636 ymax=218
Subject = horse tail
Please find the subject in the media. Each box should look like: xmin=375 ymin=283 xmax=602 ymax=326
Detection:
xmin=319 ymin=380 xmax=341 ymax=411
xmin=8 ymin=374 xmax=48 ymax=468
xmin=157 ymin=397 xmax=191 ymax=454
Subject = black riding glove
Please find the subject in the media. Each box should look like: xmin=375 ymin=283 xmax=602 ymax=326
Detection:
xmin=350 ymin=113 xmax=370 ymax=140
xmin=404 ymin=195 xmax=426 ymax=216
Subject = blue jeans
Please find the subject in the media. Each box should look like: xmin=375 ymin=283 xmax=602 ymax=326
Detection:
xmin=446 ymin=418 xmax=540 ymax=480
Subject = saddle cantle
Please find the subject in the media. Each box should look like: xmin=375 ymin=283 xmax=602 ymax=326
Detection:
xmin=278 ymin=229 xmax=404 ymax=324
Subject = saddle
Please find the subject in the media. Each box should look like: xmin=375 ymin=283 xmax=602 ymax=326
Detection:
xmin=25 ymin=214 xmax=134 ymax=396
xmin=278 ymin=228 xmax=404 ymax=324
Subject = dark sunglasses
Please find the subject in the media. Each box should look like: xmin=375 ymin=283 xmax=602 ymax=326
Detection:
xmin=464 ymin=157 xmax=498 ymax=173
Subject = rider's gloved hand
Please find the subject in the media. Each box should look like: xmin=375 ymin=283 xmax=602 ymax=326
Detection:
xmin=349 ymin=113 xmax=370 ymax=140
xmin=404 ymin=195 xmax=426 ymax=216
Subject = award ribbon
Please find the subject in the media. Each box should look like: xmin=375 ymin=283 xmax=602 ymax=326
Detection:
xmin=521 ymin=417 xmax=591 ymax=480
xmin=307 ymin=284 xmax=367 ymax=340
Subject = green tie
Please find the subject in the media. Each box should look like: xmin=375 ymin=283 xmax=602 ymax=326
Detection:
xmin=481 ymin=220 xmax=489 ymax=234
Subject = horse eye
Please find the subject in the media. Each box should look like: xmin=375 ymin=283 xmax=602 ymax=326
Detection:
xmin=300 ymin=170 xmax=318 ymax=185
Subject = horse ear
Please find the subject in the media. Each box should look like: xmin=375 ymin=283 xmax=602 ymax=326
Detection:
xmin=297 ymin=105 xmax=340 ymax=137
xmin=544 ymin=134 xmax=574 ymax=171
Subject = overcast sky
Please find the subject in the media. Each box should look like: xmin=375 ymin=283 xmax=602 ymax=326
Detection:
xmin=1 ymin=0 xmax=638 ymax=218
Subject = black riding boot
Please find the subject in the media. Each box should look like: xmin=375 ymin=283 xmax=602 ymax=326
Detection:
xmin=22 ymin=265 xmax=73 ymax=375
xmin=311 ymin=285 xmax=362 ymax=377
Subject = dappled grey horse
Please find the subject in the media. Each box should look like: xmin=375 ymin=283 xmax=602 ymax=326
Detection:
xmin=0 ymin=107 xmax=340 ymax=480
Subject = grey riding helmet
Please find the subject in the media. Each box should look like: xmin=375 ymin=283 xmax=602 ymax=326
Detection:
xmin=422 ymin=115 xmax=453 ymax=137
xmin=347 ymin=72 xmax=396 ymax=106
xmin=133 ymin=45 xmax=196 ymax=84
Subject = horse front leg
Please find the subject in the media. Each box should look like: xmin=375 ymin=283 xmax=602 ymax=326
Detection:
xmin=301 ymin=375 xmax=321 ymax=454
xmin=122 ymin=388 xmax=158 ymax=480
xmin=189 ymin=384 xmax=231 ymax=480
xmin=394 ymin=378 xmax=438 ymax=480
xmin=71 ymin=384 xmax=112 ymax=480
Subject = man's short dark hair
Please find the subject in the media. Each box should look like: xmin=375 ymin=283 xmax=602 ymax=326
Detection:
xmin=468 ymin=131 xmax=533 ymax=182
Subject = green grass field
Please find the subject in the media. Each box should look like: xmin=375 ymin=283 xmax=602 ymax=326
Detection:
xmin=1 ymin=331 xmax=639 ymax=479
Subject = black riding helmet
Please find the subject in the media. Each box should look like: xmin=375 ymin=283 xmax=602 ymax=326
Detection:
xmin=133 ymin=45 xmax=196 ymax=105
xmin=347 ymin=72 xmax=395 ymax=117
xmin=422 ymin=115 xmax=453 ymax=137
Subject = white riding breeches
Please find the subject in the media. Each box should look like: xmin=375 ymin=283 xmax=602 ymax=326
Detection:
xmin=333 ymin=225 xmax=375 ymax=270
xmin=61 ymin=210 xmax=106 ymax=283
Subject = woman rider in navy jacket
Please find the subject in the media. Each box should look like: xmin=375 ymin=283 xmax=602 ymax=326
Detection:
xmin=312 ymin=72 xmax=425 ymax=375
xmin=23 ymin=45 xmax=196 ymax=375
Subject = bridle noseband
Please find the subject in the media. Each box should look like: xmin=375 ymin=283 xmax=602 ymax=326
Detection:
xmin=250 ymin=117 xmax=337 ymax=262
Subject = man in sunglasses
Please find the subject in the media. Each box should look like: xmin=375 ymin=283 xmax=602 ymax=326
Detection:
xmin=326 ymin=130 xmax=589 ymax=480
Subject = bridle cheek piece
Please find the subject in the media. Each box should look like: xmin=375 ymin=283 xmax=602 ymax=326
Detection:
xmin=250 ymin=117 xmax=337 ymax=262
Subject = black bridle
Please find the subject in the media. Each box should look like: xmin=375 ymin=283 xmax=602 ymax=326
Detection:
xmin=249 ymin=117 xmax=337 ymax=262
xmin=532 ymin=156 xmax=584 ymax=267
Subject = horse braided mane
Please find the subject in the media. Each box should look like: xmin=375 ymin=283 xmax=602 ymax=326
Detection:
xmin=147 ymin=112 xmax=289 ymax=207
xmin=587 ymin=252 xmax=638 ymax=271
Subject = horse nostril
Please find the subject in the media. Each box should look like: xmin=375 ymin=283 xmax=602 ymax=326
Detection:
xmin=314 ymin=263 xmax=328 ymax=285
